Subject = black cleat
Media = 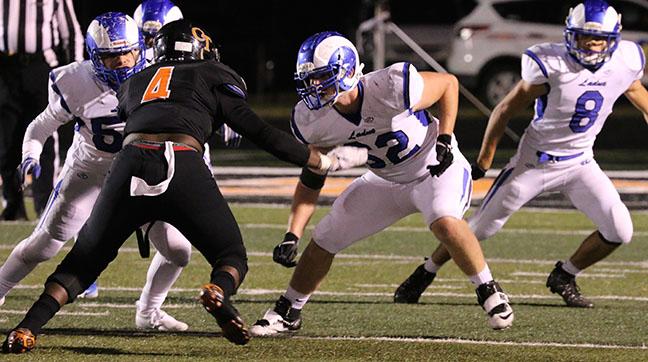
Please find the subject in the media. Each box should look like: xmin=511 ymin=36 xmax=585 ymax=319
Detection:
xmin=394 ymin=264 xmax=436 ymax=303
xmin=2 ymin=328 xmax=35 ymax=354
xmin=199 ymin=283 xmax=251 ymax=345
xmin=546 ymin=261 xmax=594 ymax=308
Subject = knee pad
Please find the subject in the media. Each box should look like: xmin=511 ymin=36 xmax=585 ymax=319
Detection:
xmin=18 ymin=229 xmax=66 ymax=264
xmin=600 ymin=203 xmax=633 ymax=244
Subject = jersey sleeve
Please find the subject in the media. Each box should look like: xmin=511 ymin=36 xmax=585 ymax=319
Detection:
xmin=387 ymin=62 xmax=425 ymax=110
xmin=521 ymin=46 xmax=550 ymax=85
xmin=22 ymin=72 xmax=75 ymax=162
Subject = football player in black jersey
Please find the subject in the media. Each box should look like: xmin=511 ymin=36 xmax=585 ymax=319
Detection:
xmin=2 ymin=19 xmax=368 ymax=352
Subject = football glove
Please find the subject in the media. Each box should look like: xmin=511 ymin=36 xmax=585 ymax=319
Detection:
xmin=219 ymin=124 xmax=242 ymax=148
xmin=273 ymin=232 xmax=300 ymax=268
xmin=471 ymin=162 xmax=486 ymax=180
xmin=427 ymin=134 xmax=453 ymax=177
xmin=18 ymin=157 xmax=41 ymax=189
xmin=326 ymin=146 xmax=368 ymax=172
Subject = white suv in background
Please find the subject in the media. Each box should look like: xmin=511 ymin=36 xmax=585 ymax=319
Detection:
xmin=446 ymin=0 xmax=648 ymax=108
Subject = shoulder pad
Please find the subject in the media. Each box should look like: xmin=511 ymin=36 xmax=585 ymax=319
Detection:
xmin=616 ymin=40 xmax=645 ymax=73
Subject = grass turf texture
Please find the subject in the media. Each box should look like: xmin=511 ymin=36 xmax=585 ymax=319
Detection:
xmin=0 ymin=206 xmax=646 ymax=361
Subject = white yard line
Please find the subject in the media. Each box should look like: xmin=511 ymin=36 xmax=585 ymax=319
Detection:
xmin=295 ymin=336 xmax=648 ymax=350
xmin=0 ymin=309 xmax=109 ymax=316
xmin=9 ymin=287 xmax=644 ymax=302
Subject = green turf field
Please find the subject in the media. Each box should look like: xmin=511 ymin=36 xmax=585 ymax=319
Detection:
xmin=0 ymin=206 xmax=646 ymax=361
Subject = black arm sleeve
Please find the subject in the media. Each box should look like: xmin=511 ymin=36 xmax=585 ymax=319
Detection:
xmin=217 ymin=88 xmax=310 ymax=167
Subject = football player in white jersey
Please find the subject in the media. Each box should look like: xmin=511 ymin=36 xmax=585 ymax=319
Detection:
xmin=249 ymin=31 xmax=515 ymax=336
xmin=0 ymin=12 xmax=190 ymax=331
xmin=133 ymin=0 xmax=242 ymax=148
xmin=394 ymin=0 xmax=648 ymax=308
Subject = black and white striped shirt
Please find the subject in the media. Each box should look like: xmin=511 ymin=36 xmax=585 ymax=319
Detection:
xmin=0 ymin=0 xmax=83 ymax=66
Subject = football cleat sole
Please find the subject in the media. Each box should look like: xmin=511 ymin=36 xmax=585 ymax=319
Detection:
xmin=200 ymin=283 xmax=250 ymax=345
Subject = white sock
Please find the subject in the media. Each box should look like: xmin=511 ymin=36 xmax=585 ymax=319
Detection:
xmin=284 ymin=286 xmax=311 ymax=310
xmin=469 ymin=264 xmax=493 ymax=286
xmin=423 ymin=258 xmax=441 ymax=273
xmin=138 ymin=252 xmax=182 ymax=314
xmin=561 ymin=260 xmax=581 ymax=276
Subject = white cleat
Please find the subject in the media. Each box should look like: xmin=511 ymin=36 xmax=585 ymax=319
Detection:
xmin=135 ymin=301 xmax=188 ymax=332
xmin=249 ymin=308 xmax=302 ymax=337
xmin=477 ymin=281 xmax=514 ymax=330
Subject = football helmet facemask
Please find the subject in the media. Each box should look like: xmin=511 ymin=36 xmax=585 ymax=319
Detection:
xmin=294 ymin=31 xmax=364 ymax=110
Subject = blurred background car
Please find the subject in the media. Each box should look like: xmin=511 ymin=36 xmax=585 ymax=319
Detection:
xmin=446 ymin=0 xmax=648 ymax=108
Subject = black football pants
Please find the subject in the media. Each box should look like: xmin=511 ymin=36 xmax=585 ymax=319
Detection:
xmin=46 ymin=143 xmax=248 ymax=300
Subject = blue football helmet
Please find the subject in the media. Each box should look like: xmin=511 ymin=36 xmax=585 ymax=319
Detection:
xmin=86 ymin=12 xmax=146 ymax=90
xmin=564 ymin=0 xmax=622 ymax=67
xmin=294 ymin=31 xmax=364 ymax=110
xmin=133 ymin=0 xmax=183 ymax=43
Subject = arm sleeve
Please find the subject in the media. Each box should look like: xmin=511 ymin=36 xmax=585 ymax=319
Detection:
xmin=216 ymin=88 xmax=310 ymax=167
xmin=23 ymin=75 xmax=74 ymax=161
xmin=56 ymin=0 xmax=84 ymax=62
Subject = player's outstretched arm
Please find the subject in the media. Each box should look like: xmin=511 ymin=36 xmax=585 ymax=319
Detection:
xmin=476 ymin=80 xmax=547 ymax=171
xmin=624 ymin=79 xmax=648 ymax=124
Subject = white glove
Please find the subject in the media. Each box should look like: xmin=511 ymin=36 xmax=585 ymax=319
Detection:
xmin=325 ymin=146 xmax=368 ymax=172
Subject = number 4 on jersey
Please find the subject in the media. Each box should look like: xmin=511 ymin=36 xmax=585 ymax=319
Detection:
xmin=141 ymin=66 xmax=174 ymax=103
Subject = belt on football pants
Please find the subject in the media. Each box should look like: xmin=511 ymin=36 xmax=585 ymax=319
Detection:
xmin=536 ymin=151 xmax=584 ymax=164
xmin=130 ymin=140 xmax=198 ymax=152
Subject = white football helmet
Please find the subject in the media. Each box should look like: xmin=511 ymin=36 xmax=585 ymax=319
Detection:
xmin=133 ymin=0 xmax=183 ymax=44
xmin=294 ymin=31 xmax=364 ymax=110
xmin=564 ymin=0 xmax=622 ymax=67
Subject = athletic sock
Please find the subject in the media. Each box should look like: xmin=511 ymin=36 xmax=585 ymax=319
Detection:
xmin=283 ymin=286 xmax=310 ymax=310
xmin=561 ymin=260 xmax=581 ymax=276
xmin=16 ymin=293 xmax=61 ymax=335
xmin=210 ymin=271 xmax=236 ymax=300
xmin=423 ymin=258 xmax=441 ymax=273
xmin=469 ymin=264 xmax=493 ymax=286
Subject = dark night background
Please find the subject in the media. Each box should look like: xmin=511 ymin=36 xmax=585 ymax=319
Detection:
xmin=72 ymin=0 xmax=647 ymax=155
xmin=73 ymin=0 xmax=476 ymax=94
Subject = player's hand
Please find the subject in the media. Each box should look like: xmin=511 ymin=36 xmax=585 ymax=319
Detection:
xmin=18 ymin=157 xmax=41 ymax=189
xmin=220 ymin=124 xmax=242 ymax=148
xmin=427 ymin=134 xmax=453 ymax=177
xmin=471 ymin=162 xmax=486 ymax=180
xmin=273 ymin=232 xmax=300 ymax=268
xmin=326 ymin=146 xmax=368 ymax=172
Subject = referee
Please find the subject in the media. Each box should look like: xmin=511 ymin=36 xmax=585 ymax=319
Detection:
xmin=0 ymin=0 xmax=83 ymax=220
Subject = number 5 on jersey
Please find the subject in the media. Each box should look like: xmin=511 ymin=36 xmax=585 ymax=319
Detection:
xmin=141 ymin=66 xmax=174 ymax=103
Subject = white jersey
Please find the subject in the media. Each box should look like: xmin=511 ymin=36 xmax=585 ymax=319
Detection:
xmin=521 ymin=40 xmax=645 ymax=157
xmin=291 ymin=62 xmax=443 ymax=184
xmin=23 ymin=60 xmax=123 ymax=170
